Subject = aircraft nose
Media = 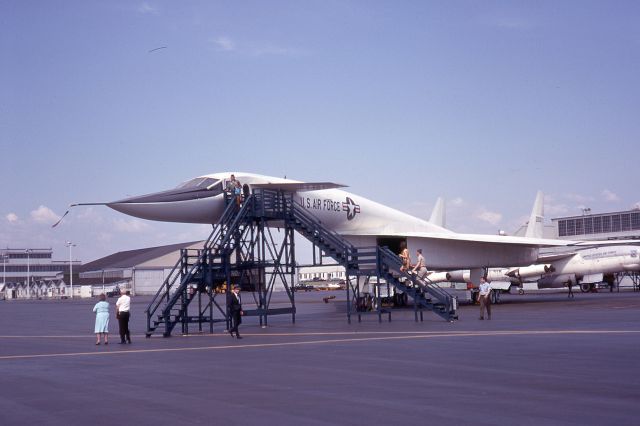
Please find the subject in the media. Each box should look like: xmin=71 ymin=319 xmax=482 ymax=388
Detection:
xmin=109 ymin=186 xmax=218 ymax=204
xmin=106 ymin=184 xmax=225 ymax=224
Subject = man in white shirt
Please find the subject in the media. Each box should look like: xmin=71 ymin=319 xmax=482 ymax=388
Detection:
xmin=478 ymin=277 xmax=492 ymax=320
xmin=116 ymin=290 xmax=132 ymax=344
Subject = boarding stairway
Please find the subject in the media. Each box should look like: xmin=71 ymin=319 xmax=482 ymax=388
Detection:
xmin=146 ymin=189 xmax=457 ymax=337
xmin=145 ymin=198 xmax=255 ymax=337
xmin=375 ymin=246 xmax=458 ymax=320
xmin=284 ymin=200 xmax=457 ymax=321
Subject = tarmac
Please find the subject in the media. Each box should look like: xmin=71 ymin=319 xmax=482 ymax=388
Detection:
xmin=1 ymin=289 xmax=639 ymax=425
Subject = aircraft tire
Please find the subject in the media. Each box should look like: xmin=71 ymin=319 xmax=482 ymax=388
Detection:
xmin=580 ymin=283 xmax=592 ymax=293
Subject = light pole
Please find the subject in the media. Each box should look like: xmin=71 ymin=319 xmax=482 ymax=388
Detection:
xmin=66 ymin=242 xmax=76 ymax=299
xmin=25 ymin=249 xmax=32 ymax=299
xmin=2 ymin=251 xmax=7 ymax=291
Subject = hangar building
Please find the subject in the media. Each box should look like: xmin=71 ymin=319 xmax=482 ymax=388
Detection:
xmin=79 ymin=241 xmax=203 ymax=296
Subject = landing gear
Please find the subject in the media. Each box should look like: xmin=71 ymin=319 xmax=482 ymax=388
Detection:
xmin=604 ymin=275 xmax=615 ymax=292
xmin=490 ymin=289 xmax=500 ymax=304
xmin=580 ymin=282 xmax=593 ymax=293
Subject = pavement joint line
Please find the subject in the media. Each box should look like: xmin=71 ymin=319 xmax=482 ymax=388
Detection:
xmin=0 ymin=331 xmax=490 ymax=339
xmin=1 ymin=329 xmax=639 ymax=361
xmin=1 ymin=329 xmax=640 ymax=339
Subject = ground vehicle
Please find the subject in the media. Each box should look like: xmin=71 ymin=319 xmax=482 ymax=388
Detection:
xmin=106 ymin=288 xmax=121 ymax=297
xmin=294 ymin=284 xmax=316 ymax=292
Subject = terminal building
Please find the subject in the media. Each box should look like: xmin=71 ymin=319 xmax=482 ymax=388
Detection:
xmin=298 ymin=264 xmax=346 ymax=282
xmin=0 ymin=248 xmax=80 ymax=299
xmin=552 ymin=209 xmax=640 ymax=240
xmin=512 ymin=208 xmax=640 ymax=241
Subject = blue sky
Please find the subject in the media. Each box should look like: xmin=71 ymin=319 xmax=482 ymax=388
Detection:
xmin=2 ymin=1 xmax=639 ymax=262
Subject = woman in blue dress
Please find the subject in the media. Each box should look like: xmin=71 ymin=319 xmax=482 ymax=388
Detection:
xmin=92 ymin=294 xmax=110 ymax=345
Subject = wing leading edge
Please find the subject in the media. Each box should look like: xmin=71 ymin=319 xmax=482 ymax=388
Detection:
xmin=344 ymin=230 xmax=575 ymax=248
xmin=251 ymin=182 xmax=347 ymax=192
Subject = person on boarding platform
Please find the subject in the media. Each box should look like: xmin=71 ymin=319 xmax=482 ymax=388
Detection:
xmin=411 ymin=248 xmax=428 ymax=279
xmin=92 ymin=294 xmax=110 ymax=345
xmin=399 ymin=241 xmax=410 ymax=272
xmin=229 ymin=285 xmax=244 ymax=339
xmin=478 ymin=277 xmax=492 ymax=320
xmin=225 ymin=174 xmax=238 ymax=204
xmin=234 ymin=180 xmax=243 ymax=207
xmin=226 ymin=174 xmax=237 ymax=192
xmin=116 ymin=290 xmax=131 ymax=344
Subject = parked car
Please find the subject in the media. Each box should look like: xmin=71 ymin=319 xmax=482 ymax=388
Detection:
xmin=106 ymin=288 xmax=121 ymax=297
xmin=294 ymin=284 xmax=316 ymax=292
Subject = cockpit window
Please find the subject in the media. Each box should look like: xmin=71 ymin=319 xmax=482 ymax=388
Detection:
xmin=175 ymin=178 xmax=219 ymax=190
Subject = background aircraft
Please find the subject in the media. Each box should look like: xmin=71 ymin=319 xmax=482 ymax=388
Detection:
xmin=507 ymin=245 xmax=640 ymax=292
xmin=426 ymin=192 xmax=640 ymax=293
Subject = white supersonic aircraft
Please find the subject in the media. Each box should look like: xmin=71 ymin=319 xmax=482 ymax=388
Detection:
xmin=63 ymin=172 xmax=599 ymax=281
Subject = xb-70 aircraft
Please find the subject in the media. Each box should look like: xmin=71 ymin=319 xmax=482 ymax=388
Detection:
xmin=64 ymin=172 xmax=599 ymax=282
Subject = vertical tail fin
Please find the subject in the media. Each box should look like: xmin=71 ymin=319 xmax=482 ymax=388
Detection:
xmin=429 ymin=197 xmax=446 ymax=228
xmin=524 ymin=191 xmax=544 ymax=238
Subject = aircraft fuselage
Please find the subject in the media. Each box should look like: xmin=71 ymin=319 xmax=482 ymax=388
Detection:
xmin=104 ymin=172 xmax=564 ymax=270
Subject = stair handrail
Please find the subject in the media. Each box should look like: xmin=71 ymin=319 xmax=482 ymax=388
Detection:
xmin=215 ymin=194 xmax=255 ymax=251
xmin=145 ymin=252 xmax=185 ymax=332
xmin=204 ymin=197 xmax=243 ymax=250
xmin=288 ymin=201 xmax=358 ymax=261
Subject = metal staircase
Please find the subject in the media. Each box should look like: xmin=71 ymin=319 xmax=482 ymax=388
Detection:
xmin=376 ymin=247 xmax=458 ymax=321
xmin=285 ymin=200 xmax=457 ymax=322
xmin=145 ymin=198 xmax=254 ymax=337
xmin=146 ymin=189 xmax=457 ymax=337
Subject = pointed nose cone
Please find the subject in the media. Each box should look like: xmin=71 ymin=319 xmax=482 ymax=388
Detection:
xmin=107 ymin=186 xmax=226 ymax=224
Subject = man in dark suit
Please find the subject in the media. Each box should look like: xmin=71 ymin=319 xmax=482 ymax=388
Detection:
xmin=229 ymin=284 xmax=244 ymax=339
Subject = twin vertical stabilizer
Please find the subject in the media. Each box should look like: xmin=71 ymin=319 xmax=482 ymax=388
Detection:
xmin=524 ymin=191 xmax=544 ymax=239
xmin=429 ymin=197 xmax=446 ymax=228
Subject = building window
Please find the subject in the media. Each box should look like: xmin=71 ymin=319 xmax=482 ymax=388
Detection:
xmin=611 ymin=215 xmax=621 ymax=233
xmin=593 ymin=216 xmax=602 ymax=233
xmin=602 ymin=216 xmax=611 ymax=233
xmin=574 ymin=218 xmax=584 ymax=235
xmin=565 ymin=219 xmax=575 ymax=236
xmin=621 ymin=214 xmax=631 ymax=231
xmin=558 ymin=220 xmax=567 ymax=237
xmin=10 ymin=253 xmax=52 ymax=260
xmin=583 ymin=217 xmax=593 ymax=234
xmin=632 ymin=212 xmax=640 ymax=230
